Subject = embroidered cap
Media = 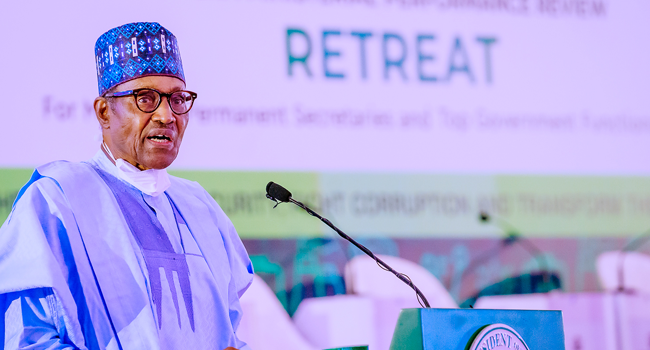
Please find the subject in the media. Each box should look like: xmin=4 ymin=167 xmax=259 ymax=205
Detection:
xmin=95 ymin=22 xmax=185 ymax=96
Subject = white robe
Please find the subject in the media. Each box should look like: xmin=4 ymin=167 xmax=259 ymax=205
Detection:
xmin=0 ymin=152 xmax=254 ymax=350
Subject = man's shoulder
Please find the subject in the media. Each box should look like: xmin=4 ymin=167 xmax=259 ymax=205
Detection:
xmin=168 ymin=174 xmax=205 ymax=192
xmin=36 ymin=160 xmax=95 ymax=180
xmin=166 ymin=175 xmax=227 ymax=216
xmin=16 ymin=160 xmax=96 ymax=195
xmin=167 ymin=174 xmax=213 ymax=204
xmin=12 ymin=160 xmax=99 ymax=206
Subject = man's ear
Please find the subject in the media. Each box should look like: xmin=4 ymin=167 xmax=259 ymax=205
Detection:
xmin=94 ymin=97 xmax=111 ymax=129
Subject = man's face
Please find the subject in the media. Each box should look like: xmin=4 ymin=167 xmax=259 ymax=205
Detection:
xmin=100 ymin=76 xmax=188 ymax=170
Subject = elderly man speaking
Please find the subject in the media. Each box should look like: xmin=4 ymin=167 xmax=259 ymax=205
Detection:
xmin=0 ymin=22 xmax=253 ymax=350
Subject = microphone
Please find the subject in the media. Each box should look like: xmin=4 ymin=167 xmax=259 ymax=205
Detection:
xmin=455 ymin=212 xmax=557 ymax=307
xmin=478 ymin=211 xmax=549 ymax=274
xmin=265 ymin=181 xmax=431 ymax=308
xmin=266 ymin=182 xmax=292 ymax=203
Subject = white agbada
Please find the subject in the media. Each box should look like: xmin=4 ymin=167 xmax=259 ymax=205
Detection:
xmin=0 ymin=151 xmax=254 ymax=350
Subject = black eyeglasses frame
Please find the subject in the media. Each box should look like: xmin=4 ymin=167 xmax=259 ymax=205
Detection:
xmin=104 ymin=88 xmax=198 ymax=115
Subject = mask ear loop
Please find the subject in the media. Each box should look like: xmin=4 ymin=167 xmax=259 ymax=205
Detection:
xmin=101 ymin=142 xmax=117 ymax=165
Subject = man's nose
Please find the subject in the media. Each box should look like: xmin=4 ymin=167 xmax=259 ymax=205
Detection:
xmin=151 ymin=97 xmax=175 ymax=124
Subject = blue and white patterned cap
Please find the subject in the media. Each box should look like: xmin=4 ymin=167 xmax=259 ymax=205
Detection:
xmin=95 ymin=22 xmax=185 ymax=96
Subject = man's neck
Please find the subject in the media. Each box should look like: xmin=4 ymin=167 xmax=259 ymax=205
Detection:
xmin=101 ymin=142 xmax=150 ymax=170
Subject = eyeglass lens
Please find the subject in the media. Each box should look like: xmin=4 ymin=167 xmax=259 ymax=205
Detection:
xmin=136 ymin=89 xmax=195 ymax=114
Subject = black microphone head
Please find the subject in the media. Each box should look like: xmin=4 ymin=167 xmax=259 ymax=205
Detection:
xmin=479 ymin=211 xmax=491 ymax=223
xmin=504 ymin=232 xmax=518 ymax=245
xmin=266 ymin=182 xmax=292 ymax=202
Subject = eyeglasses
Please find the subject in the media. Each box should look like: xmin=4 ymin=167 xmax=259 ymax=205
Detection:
xmin=105 ymin=88 xmax=198 ymax=115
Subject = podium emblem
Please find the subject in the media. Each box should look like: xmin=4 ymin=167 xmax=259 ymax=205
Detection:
xmin=469 ymin=323 xmax=529 ymax=350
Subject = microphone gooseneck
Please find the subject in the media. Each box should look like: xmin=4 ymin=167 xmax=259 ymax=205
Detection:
xmin=265 ymin=181 xmax=431 ymax=308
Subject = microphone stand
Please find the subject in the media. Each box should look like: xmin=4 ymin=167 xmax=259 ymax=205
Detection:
xmin=268 ymin=192 xmax=431 ymax=308
xmin=606 ymin=225 xmax=650 ymax=350
xmin=616 ymin=228 xmax=650 ymax=292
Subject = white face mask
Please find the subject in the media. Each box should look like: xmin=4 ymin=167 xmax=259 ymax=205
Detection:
xmin=115 ymin=159 xmax=171 ymax=197
xmin=103 ymin=143 xmax=171 ymax=197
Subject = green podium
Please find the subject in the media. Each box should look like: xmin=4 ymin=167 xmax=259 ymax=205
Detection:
xmin=390 ymin=308 xmax=565 ymax=350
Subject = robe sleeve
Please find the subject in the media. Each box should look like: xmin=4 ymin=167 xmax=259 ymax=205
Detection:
xmin=0 ymin=178 xmax=84 ymax=349
xmin=1 ymin=288 xmax=77 ymax=349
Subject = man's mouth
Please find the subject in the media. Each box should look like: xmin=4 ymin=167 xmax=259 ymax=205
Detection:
xmin=147 ymin=135 xmax=172 ymax=143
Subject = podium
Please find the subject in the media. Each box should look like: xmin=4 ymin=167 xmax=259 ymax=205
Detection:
xmin=390 ymin=308 xmax=565 ymax=350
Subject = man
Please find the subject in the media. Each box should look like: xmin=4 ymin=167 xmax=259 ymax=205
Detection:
xmin=0 ymin=22 xmax=253 ymax=350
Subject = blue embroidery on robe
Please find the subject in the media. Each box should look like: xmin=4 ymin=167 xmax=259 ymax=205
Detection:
xmin=92 ymin=165 xmax=195 ymax=331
